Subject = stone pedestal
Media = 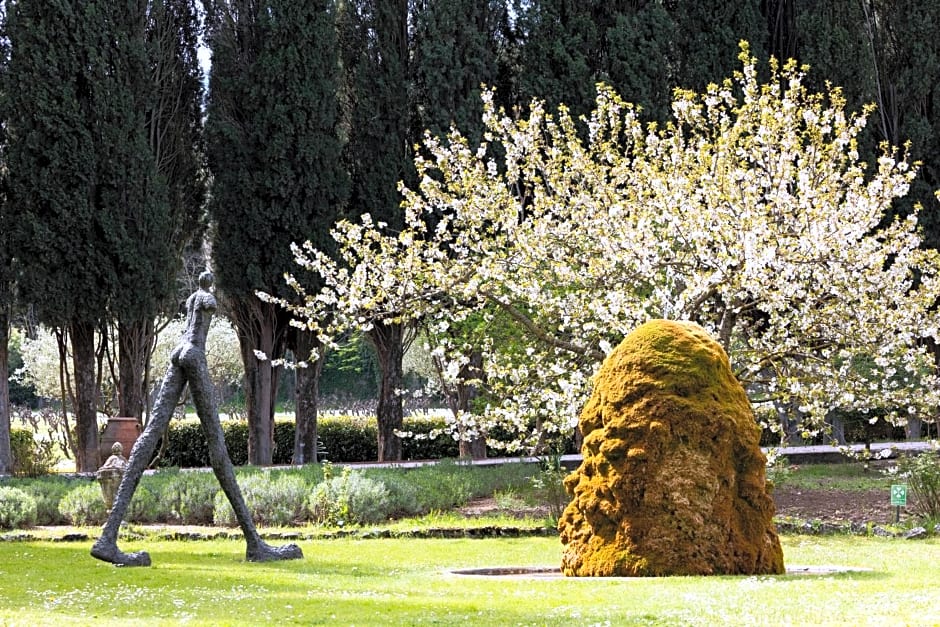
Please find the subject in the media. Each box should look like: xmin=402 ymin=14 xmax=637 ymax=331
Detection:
xmin=96 ymin=443 xmax=128 ymax=513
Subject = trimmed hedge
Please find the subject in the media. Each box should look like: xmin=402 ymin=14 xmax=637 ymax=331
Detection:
xmin=152 ymin=413 xmax=578 ymax=468
xmin=155 ymin=415 xmax=463 ymax=467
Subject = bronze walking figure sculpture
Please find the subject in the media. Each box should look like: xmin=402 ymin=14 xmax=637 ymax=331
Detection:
xmin=91 ymin=271 xmax=303 ymax=566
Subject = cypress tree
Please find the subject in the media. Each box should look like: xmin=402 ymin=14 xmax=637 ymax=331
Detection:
xmin=206 ymin=0 xmax=347 ymax=465
xmin=778 ymin=1 xmax=940 ymax=243
xmin=0 ymin=205 xmax=10 ymax=475
xmin=858 ymin=1 xmax=940 ymax=245
xmin=0 ymin=259 xmax=9 ymax=476
xmin=3 ymin=0 xmax=169 ymax=471
xmin=604 ymin=3 xmax=678 ymax=124
xmin=0 ymin=8 xmax=11 ymax=474
xmin=337 ymin=0 xmax=414 ymax=461
xmin=513 ymin=0 xmax=600 ymax=118
xmin=409 ymin=0 xmax=510 ymax=459
xmin=411 ymin=0 xmax=510 ymax=144
xmin=115 ymin=0 xmax=206 ymax=422
xmin=789 ymin=1 xmax=873 ymax=109
xmin=668 ymin=0 xmax=766 ymax=92
xmin=512 ymin=1 xmax=683 ymax=124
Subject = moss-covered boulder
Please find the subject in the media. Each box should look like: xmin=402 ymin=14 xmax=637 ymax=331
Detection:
xmin=559 ymin=319 xmax=784 ymax=577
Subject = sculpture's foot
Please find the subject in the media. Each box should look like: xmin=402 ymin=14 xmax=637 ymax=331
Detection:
xmin=91 ymin=538 xmax=152 ymax=567
xmin=246 ymin=542 xmax=303 ymax=562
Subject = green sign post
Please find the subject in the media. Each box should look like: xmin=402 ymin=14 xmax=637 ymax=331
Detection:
xmin=890 ymin=484 xmax=908 ymax=522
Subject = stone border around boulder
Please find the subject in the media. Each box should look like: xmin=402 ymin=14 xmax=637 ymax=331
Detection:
xmin=449 ymin=564 xmax=874 ymax=578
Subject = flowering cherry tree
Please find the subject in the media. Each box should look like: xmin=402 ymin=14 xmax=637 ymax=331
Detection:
xmin=270 ymin=44 xmax=940 ymax=450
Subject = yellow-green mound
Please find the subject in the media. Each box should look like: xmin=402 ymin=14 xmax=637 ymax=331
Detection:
xmin=559 ymin=319 xmax=784 ymax=576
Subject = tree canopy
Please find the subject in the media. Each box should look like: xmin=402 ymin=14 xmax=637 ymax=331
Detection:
xmin=5 ymin=0 xmax=940 ymax=466
xmin=276 ymin=47 xmax=940 ymax=450
xmin=3 ymin=0 xmax=188 ymax=470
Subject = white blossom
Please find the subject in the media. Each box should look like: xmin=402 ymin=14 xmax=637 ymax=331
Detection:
xmin=267 ymin=44 xmax=940 ymax=449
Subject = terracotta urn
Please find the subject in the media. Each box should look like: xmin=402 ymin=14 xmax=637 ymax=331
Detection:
xmin=99 ymin=416 xmax=142 ymax=463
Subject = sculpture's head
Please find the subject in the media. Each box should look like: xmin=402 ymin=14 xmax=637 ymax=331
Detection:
xmin=199 ymin=270 xmax=214 ymax=290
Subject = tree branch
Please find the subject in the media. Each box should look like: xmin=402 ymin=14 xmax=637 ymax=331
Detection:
xmin=480 ymin=289 xmax=605 ymax=361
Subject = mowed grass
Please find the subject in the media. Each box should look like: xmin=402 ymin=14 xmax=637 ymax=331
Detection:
xmin=774 ymin=461 xmax=897 ymax=491
xmin=1 ymin=535 xmax=938 ymax=626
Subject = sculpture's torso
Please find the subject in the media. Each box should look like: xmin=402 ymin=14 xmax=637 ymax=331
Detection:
xmin=172 ymin=288 xmax=217 ymax=369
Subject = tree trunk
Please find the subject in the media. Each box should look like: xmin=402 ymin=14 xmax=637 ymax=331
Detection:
xmin=230 ymin=298 xmax=285 ymax=466
xmin=825 ymin=412 xmax=846 ymax=446
xmin=457 ymin=350 xmax=486 ymax=460
xmin=458 ymin=426 xmax=487 ymax=459
xmin=292 ymin=330 xmax=324 ymax=465
xmin=117 ymin=317 xmax=153 ymax=420
xmin=775 ymin=400 xmax=804 ymax=447
xmin=70 ymin=320 xmax=101 ymax=472
xmin=368 ymin=322 xmax=405 ymax=462
xmin=0 ymin=300 xmax=12 ymax=476
xmin=905 ymin=415 xmax=923 ymax=440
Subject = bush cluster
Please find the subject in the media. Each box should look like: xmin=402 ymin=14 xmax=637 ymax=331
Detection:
xmin=308 ymin=466 xmax=393 ymax=526
xmin=1 ymin=461 xmax=538 ymax=530
xmin=7 ymin=477 xmax=71 ymax=525
xmin=57 ymin=482 xmax=106 ymax=526
xmin=9 ymin=428 xmax=57 ymax=477
xmin=213 ymin=472 xmax=309 ymax=527
xmin=155 ymin=469 xmax=220 ymax=525
xmin=897 ymin=451 xmax=940 ymax=521
xmin=0 ymin=486 xmax=38 ymax=529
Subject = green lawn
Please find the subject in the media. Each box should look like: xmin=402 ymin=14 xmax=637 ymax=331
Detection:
xmin=1 ymin=535 xmax=938 ymax=625
xmin=773 ymin=460 xmax=897 ymax=491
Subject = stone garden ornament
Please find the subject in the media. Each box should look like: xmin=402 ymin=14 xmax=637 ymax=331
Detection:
xmin=91 ymin=271 xmax=303 ymax=566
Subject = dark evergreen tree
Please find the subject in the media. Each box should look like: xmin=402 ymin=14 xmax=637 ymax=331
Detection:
xmin=206 ymin=0 xmax=347 ymax=465
xmin=513 ymin=0 xmax=600 ymax=118
xmin=668 ymin=0 xmax=766 ymax=93
xmin=762 ymin=0 xmax=797 ymax=62
xmin=411 ymin=0 xmax=510 ymax=144
xmin=788 ymin=0 xmax=872 ymax=110
xmin=410 ymin=0 xmax=511 ymax=459
xmin=115 ymin=0 xmax=206 ymax=422
xmin=0 ymin=4 xmax=11 ymax=474
xmin=777 ymin=1 xmax=940 ymax=242
xmin=0 ymin=218 xmax=10 ymax=476
xmin=337 ymin=0 xmax=413 ymax=461
xmin=0 ymin=271 xmax=9 ymax=476
xmin=3 ymin=0 xmax=171 ymax=471
xmin=604 ymin=3 xmax=678 ymax=124
xmin=858 ymin=0 xmax=940 ymax=246
xmin=511 ymin=2 xmax=693 ymax=124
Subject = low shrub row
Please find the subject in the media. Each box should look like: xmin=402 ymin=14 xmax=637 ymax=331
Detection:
xmin=155 ymin=414 xmax=576 ymax=468
xmin=0 ymin=460 xmax=540 ymax=530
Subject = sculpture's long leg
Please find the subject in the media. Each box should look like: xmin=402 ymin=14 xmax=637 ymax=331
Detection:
xmin=186 ymin=357 xmax=302 ymax=562
xmin=91 ymin=366 xmax=186 ymax=566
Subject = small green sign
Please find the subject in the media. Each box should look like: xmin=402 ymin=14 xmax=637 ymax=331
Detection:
xmin=890 ymin=484 xmax=908 ymax=506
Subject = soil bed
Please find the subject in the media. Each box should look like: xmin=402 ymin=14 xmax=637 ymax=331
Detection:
xmin=460 ymin=485 xmax=911 ymax=527
xmin=772 ymin=485 xmax=902 ymax=525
